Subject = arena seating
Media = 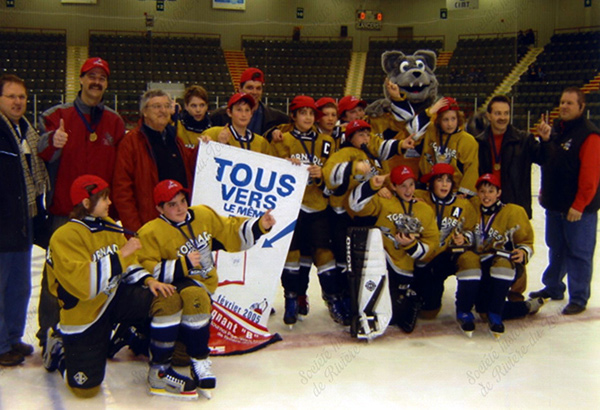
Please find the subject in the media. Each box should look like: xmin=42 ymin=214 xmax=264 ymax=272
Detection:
xmin=89 ymin=32 xmax=230 ymax=116
xmin=0 ymin=29 xmax=67 ymax=120
xmin=511 ymin=29 xmax=600 ymax=130
xmin=243 ymin=38 xmax=352 ymax=112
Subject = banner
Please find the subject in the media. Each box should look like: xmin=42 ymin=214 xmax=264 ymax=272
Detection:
xmin=192 ymin=142 xmax=307 ymax=355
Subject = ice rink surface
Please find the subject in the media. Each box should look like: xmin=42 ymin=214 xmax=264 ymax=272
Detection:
xmin=1 ymin=167 xmax=599 ymax=409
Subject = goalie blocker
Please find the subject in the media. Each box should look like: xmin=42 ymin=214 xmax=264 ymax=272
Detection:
xmin=346 ymin=227 xmax=392 ymax=340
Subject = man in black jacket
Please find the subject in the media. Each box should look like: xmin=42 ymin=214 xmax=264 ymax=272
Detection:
xmin=0 ymin=74 xmax=49 ymax=366
xmin=476 ymin=95 xmax=543 ymax=301
xmin=476 ymin=95 xmax=543 ymax=219
xmin=209 ymin=68 xmax=288 ymax=141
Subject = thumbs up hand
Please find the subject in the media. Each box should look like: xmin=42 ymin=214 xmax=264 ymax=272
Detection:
xmin=53 ymin=118 xmax=69 ymax=149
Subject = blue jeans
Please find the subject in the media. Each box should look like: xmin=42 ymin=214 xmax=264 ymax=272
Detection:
xmin=0 ymin=249 xmax=32 ymax=354
xmin=542 ymin=210 xmax=597 ymax=306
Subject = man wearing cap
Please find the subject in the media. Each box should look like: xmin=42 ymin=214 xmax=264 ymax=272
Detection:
xmin=112 ymin=89 xmax=196 ymax=233
xmin=209 ymin=68 xmax=288 ymax=140
xmin=530 ymin=87 xmax=600 ymax=315
xmin=0 ymin=74 xmax=50 ymax=366
xmin=39 ymin=57 xmax=125 ymax=227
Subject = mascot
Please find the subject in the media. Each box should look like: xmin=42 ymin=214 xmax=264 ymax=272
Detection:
xmin=366 ymin=50 xmax=443 ymax=175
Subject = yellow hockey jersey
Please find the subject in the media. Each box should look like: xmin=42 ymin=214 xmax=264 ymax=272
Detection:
xmin=322 ymin=136 xmax=400 ymax=213
xmin=349 ymin=180 xmax=439 ymax=274
xmin=470 ymin=198 xmax=534 ymax=263
xmin=414 ymin=189 xmax=477 ymax=259
xmin=202 ymin=125 xmax=273 ymax=155
xmin=271 ymin=129 xmax=334 ymax=213
xmin=136 ymin=205 xmax=267 ymax=294
xmin=45 ymin=217 xmax=151 ymax=334
xmin=420 ymin=127 xmax=479 ymax=197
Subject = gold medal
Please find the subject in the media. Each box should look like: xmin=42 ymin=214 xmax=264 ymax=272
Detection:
xmin=494 ymin=163 xmax=501 ymax=171
xmin=438 ymin=154 xmax=446 ymax=162
xmin=89 ymin=132 xmax=97 ymax=142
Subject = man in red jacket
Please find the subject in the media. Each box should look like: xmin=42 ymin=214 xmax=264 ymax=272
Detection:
xmin=112 ymin=89 xmax=196 ymax=233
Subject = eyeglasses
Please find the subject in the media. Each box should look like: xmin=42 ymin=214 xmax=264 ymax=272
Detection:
xmin=147 ymin=103 xmax=171 ymax=111
xmin=1 ymin=94 xmax=27 ymax=101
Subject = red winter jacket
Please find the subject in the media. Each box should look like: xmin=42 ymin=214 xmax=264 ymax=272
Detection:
xmin=112 ymin=123 xmax=196 ymax=232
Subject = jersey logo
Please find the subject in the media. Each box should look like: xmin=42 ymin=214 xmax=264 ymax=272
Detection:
xmin=322 ymin=141 xmax=331 ymax=158
xmin=451 ymin=207 xmax=463 ymax=218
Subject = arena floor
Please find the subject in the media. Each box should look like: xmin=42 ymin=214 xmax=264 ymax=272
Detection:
xmin=1 ymin=166 xmax=599 ymax=409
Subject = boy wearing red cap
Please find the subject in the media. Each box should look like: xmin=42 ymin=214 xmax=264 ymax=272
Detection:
xmin=315 ymin=97 xmax=343 ymax=151
xmin=349 ymin=165 xmax=439 ymax=333
xmin=412 ymin=164 xmax=480 ymax=335
xmin=271 ymin=95 xmax=346 ymax=326
xmin=43 ymin=175 xmax=169 ymax=398
xmin=420 ymin=97 xmax=479 ymax=197
xmin=470 ymin=174 xmax=534 ymax=337
xmin=136 ymin=180 xmax=275 ymax=398
xmin=201 ymin=93 xmax=272 ymax=154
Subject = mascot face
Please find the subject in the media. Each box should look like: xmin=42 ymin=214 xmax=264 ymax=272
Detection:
xmin=382 ymin=50 xmax=438 ymax=104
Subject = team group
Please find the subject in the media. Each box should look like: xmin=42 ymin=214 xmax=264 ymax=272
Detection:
xmin=0 ymin=56 xmax=598 ymax=400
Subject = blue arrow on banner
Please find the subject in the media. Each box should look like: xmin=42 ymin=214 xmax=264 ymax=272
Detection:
xmin=262 ymin=219 xmax=297 ymax=248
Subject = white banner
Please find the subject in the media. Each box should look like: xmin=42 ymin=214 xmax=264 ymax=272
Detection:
xmin=447 ymin=0 xmax=479 ymax=10
xmin=192 ymin=141 xmax=307 ymax=354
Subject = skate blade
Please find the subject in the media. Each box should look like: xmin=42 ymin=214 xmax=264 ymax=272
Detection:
xmin=490 ymin=330 xmax=503 ymax=339
xmin=462 ymin=329 xmax=474 ymax=338
xmin=149 ymin=387 xmax=198 ymax=400
xmin=198 ymin=389 xmax=213 ymax=400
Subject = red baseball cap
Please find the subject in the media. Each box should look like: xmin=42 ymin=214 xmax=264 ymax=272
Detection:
xmin=153 ymin=180 xmax=189 ymax=206
xmin=70 ymin=174 xmax=109 ymax=206
xmin=437 ymin=97 xmax=460 ymax=114
xmin=239 ymin=68 xmax=264 ymax=85
xmin=345 ymin=119 xmax=371 ymax=139
xmin=476 ymin=173 xmax=501 ymax=190
xmin=290 ymin=95 xmax=322 ymax=119
xmin=227 ymin=93 xmax=256 ymax=110
xmin=80 ymin=57 xmax=110 ymax=77
xmin=315 ymin=97 xmax=337 ymax=110
xmin=421 ymin=163 xmax=455 ymax=184
xmin=390 ymin=165 xmax=416 ymax=186
xmin=338 ymin=95 xmax=367 ymax=117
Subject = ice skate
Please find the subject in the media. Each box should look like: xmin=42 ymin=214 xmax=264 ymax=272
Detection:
xmin=488 ymin=313 xmax=504 ymax=339
xmin=457 ymin=312 xmax=475 ymax=338
xmin=297 ymin=295 xmax=310 ymax=317
xmin=324 ymin=295 xmax=350 ymax=326
xmin=43 ymin=328 xmax=64 ymax=373
xmin=148 ymin=365 xmax=198 ymax=399
xmin=191 ymin=358 xmax=216 ymax=390
xmin=526 ymin=297 xmax=545 ymax=315
xmin=283 ymin=296 xmax=298 ymax=329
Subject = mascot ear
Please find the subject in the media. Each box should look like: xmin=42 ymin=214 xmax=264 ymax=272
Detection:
xmin=413 ymin=50 xmax=437 ymax=71
xmin=381 ymin=51 xmax=406 ymax=75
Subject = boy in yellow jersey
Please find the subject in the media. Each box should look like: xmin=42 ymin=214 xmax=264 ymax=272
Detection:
xmin=176 ymin=85 xmax=212 ymax=148
xmin=136 ymin=180 xmax=275 ymax=398
xmin=412 ymin=164 xmax=480 ymax=335
xmin=44 ymin=175 xmax=170 ymax=398
xmin=349 ymin=165 xmax=439 ymax=332
xmin=201 ymin=93 xmax=273 ymax=155
xmin=271 ymin=95 xmax=347 ymax=326
xmin=471 ymin=174 xmax=534 ymax=338
xmin=420 ymin=97 xmax=479 ymax=197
